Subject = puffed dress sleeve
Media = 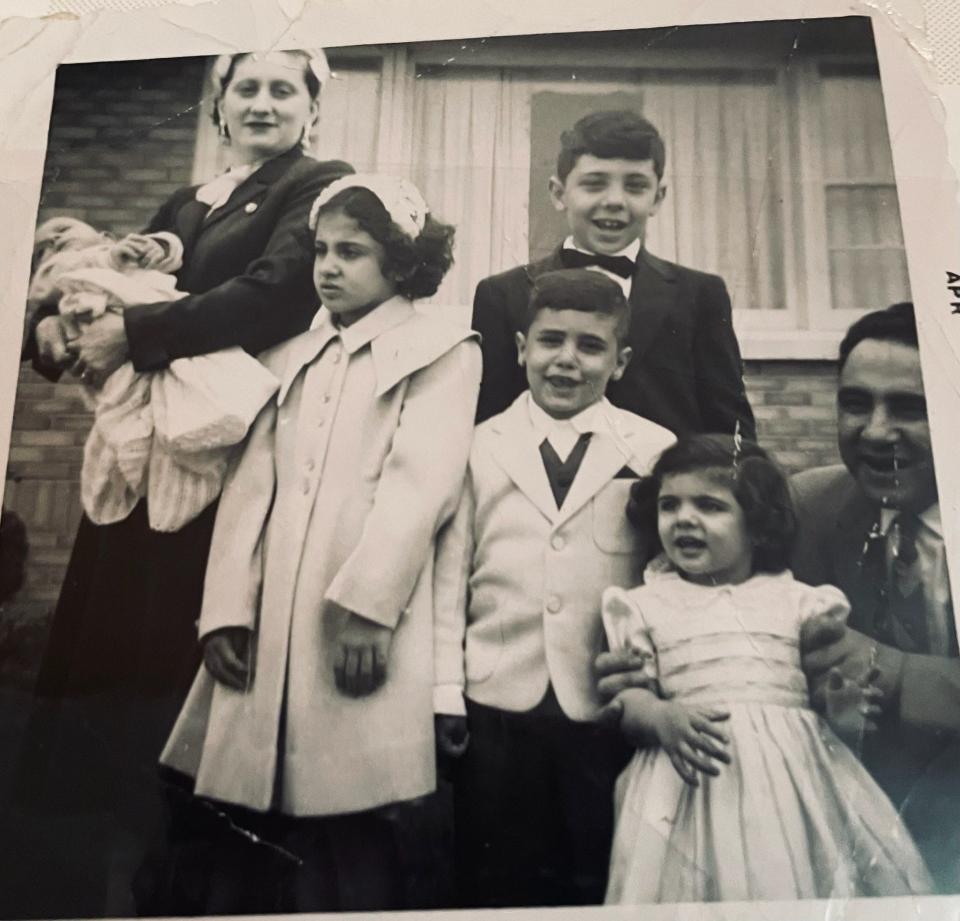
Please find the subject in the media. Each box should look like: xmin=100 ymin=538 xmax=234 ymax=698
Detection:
xmin=601 ymin=585 xmax=660 ymax=688
xmin=796 ymin=582 xmax=851 ymax=627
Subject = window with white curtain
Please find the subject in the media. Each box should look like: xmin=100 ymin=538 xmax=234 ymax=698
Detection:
xmin=191 ymin=39 xmax=907 ymax=356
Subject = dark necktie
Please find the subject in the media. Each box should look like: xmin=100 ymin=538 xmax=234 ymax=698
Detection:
xmin=859 ymin=513 xmax=928 ymax=654
xmin=539 ymin=433 xmax=592 ymax=508
xmin=887 ymin=513 xmax=929 ymax=653
xmin=558 ymin=248 xmax=636 ymax=279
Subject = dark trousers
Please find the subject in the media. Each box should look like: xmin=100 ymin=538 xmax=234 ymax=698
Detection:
xmin=139 ymin=772 xmax=407 ymax=915
xmin=454 ymin=691 xmax=630 ymax=908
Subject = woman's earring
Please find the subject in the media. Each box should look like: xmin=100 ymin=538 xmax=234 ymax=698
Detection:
xmin=217 ymin=115 xmax=230 ymax=145
xmin=298 ymin=124 xmax=313 ymax=152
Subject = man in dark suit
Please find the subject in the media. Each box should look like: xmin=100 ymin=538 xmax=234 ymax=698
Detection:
xmin=472 ymin=109 xmax=755 ymax=439
xmin=793 ymin=302 xmax=959 ymax=891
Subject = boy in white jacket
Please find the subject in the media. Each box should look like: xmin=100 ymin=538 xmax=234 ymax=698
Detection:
xmin=434 ymin=268 xmax=675 ymax=908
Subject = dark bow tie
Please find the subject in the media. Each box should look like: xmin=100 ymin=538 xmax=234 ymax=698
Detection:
xmin=559 ymin=248 xmax=636 ymax=279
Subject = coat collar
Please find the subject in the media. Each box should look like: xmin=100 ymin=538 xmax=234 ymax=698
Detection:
xmin=277 ymin=297 xmax=477 ymax=404
xmin=487 ymin=393 xmax=637 ymax=527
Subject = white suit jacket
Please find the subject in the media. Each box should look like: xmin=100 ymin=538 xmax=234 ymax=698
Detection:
xmin=434 ymin=394 xmax=675 ymax=721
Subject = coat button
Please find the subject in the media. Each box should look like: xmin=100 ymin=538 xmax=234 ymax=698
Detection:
xmin=546 ymin=595 xmax=561 ymax=614
xmin=551 ymin=534 xmax=565 ymax=551
xmin=245 ymin=202 xmax=258 ymax=214
xmin=305 ymin=459 xmax=315 ymax=472
xmin=302 ymin=479 xmax=310 ymax=495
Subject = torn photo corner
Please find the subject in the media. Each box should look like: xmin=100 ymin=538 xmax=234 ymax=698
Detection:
xmin=1 ymin=0 xmax=960 ymax=919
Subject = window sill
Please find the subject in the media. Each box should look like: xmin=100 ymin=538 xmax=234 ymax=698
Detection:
xmin=738 ymin=330 xmax=842 ymax=361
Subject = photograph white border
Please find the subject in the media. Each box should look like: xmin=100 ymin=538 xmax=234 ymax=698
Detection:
xmin=2 ymin=1 xmax=960 ymax=918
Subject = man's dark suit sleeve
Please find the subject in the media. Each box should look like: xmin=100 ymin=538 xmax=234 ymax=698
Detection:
xmin=472 ymin=274 xmax=526 ymax=423
xmin=125 ymin=158 xmax=351 ymax=371
xmin=693 ymin=275 xmax=756 ymax=441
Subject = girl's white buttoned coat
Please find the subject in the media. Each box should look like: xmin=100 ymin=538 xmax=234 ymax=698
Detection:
xmin=161 ymin=298 xmax=480 ymax=815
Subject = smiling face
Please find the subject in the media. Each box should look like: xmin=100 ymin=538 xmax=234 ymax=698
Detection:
xmin=313 ymin=209 xmax=397 ymax=326
xmin=549 ymin=154 xmax=665 ymax=255
xmin=217 ymin=52 xmax=319 ymax=165
xmin=657 ymin=470 xmax=753 ymax=586
xmin=516 ymin=307 xmax=630 ymax=419
xmin=837 ymin=338 xmax=936 ymax=513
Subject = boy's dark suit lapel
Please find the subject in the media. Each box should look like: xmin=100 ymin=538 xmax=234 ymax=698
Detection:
xmin=629 ymin=249 xmax=677 ymax=363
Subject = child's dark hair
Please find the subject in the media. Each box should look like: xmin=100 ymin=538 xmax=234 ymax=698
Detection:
xmin=627 ymin=435 xmax=796 ymax=575
xmin=557 ymin=110 xmax=666 ymax=182
xmin=523 ymin=268 xmax=631 ymax=343
xmin=313 ymin=187 xmax=455 ymax=300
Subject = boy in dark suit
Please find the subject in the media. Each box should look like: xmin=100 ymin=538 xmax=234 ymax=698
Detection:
xmin=473 ymin=109 xmax=755 ymax=439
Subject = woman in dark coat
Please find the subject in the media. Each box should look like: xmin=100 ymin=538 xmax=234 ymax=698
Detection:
xmin=14 ymin=49 xmax=352 ymax=917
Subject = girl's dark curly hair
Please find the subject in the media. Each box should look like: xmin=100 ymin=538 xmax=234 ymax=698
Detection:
xmin=313 ymin=187 xmax=455 ymax=300
xmin=627 ymin=434 xmax=797 ymax=575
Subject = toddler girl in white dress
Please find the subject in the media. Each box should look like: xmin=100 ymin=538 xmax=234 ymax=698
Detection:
xmin=601 ymin=434 xmax=932 ymax=903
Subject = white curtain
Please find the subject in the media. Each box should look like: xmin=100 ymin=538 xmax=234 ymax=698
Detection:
xmin=820 ymin=72 xmax=909 ymax=313
xmin=409 ymin=67 xmax=530 ymax=317
xmin=641 ymin=74 xmax=787 ymax=313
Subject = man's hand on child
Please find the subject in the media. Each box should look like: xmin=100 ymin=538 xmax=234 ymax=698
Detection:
xmin=203 ymin=627 xmax=252 ymax=691
xmin=594 ymin=647 xmax=653 ymax=701
xmin=650 ymin=699 xmax=731 ymax=787
xmin=801 ymin=615 xmax=901 ymax=713
xmin=435 ymin=714 xmax=469 ymax=758
xmin=332 ymin=606 xmax=393 ymax=697
xmin=824 ymin=666 xmax=883 ymax=747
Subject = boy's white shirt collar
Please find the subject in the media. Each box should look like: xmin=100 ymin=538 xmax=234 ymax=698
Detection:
xmin=526 ymin=391 xmax=613 ymax=460
xmin=561 ymin=235 xmax=641 ymax=297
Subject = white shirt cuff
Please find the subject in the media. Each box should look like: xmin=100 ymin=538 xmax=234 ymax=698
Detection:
xmin=433 ymin=683 xmax=466 ymax=716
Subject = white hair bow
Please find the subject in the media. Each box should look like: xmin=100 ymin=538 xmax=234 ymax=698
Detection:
xmin=308 ymin=174 xmax=430 ymax=240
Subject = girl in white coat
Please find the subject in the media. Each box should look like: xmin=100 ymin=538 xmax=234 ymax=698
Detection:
xmin=159 ymin=175 xmax=480 ymax=913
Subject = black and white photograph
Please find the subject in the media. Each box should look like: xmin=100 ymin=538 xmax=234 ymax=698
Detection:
xmin=0 ymin=4 xmax=958 ymax=919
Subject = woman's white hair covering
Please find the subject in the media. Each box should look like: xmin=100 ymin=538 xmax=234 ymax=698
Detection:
xmin=308 ymin=174 xmax=430 ymax=240
xmin=210 ymin=48 xmax=330 ymax=99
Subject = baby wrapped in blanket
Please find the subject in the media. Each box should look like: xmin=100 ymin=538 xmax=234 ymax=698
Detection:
xmin=29 ymin=217 xmax=279 ymax=532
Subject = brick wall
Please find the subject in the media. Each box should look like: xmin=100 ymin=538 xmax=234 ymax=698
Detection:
xmin=36 ymin=56 xmax=205 ymax=234
xmin=746 ymin=361 xmax=841 ymax=471
xmin=1 ymin=57 xmax=205 ymax=643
